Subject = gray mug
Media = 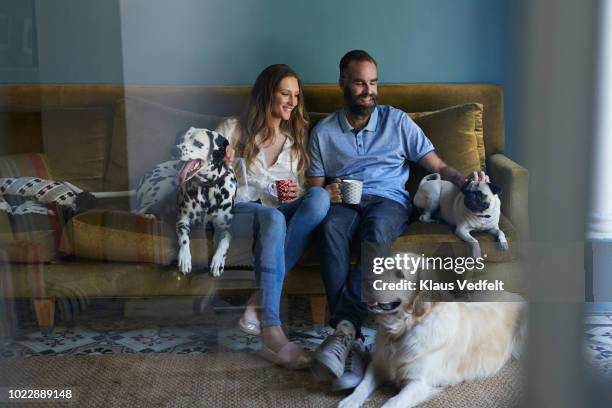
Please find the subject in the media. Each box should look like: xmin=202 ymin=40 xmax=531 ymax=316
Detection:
xmin=341 ymin=179 xmax=363 ymax=204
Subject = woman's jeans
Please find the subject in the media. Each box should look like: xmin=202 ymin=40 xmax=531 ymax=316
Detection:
xmin=232 ymin=187 xmax=330 ymax=327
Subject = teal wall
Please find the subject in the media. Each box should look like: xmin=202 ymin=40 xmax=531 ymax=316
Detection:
xmin=2 ymin=0 xmax=514 ymax=152
xmin=119 ymin=0 xmax=511 ymax=85
xmin=2 ymin=0 xmax=511 ymax=86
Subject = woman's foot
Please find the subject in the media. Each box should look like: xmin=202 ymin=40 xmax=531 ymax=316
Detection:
xmin=259 ymin=326 xmax=311 ymax=369
xmin=239 ymin=292 xmax=261 ymax=335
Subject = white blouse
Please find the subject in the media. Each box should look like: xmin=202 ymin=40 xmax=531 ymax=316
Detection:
xmin=215 ymin=117 xmax=304 ymax=207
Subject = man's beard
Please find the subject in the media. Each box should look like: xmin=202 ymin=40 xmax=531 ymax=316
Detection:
xmin=344 ymin=86 xmax=378 ymax=117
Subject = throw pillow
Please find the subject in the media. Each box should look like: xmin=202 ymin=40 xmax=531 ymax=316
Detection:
xmin=409 ymin=103 xmax=483 ymax=176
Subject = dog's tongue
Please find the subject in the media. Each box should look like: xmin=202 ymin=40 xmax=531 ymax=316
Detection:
xmin=176 ymin=160 xmax=202 ymax=186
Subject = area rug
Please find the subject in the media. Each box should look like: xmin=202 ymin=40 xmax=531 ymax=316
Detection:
xmin=0 ymin=352 xmax=524 ymax=407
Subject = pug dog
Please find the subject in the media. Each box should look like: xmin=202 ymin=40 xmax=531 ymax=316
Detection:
xmin=413 ymin=173 xmax=508 ymax=259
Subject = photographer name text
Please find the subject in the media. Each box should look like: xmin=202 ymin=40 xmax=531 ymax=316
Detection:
xmin=372 ymin=279 xmax=505 ymax=292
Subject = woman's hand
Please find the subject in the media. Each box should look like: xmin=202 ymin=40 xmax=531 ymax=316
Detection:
xmin=225 ymin=145 xmax=235 ymax=166
xmin=325 ymin=178 xmax=342 ymax=204
xmin=282 ymin=180 xmax=300 ymax=202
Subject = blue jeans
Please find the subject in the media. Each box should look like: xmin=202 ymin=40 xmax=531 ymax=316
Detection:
xmin=232 ymin=187 xmax=330 ymax=327
xmin=317 ymin=194 xmax=410 ymax=337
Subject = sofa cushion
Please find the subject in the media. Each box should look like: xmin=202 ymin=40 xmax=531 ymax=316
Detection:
xmin=59 ymin=210 xmax=254 ymax=267
xmin=392 ymin=214 xmax=516 ymax=262
xmin=104 ymin=97 xmax=225 ymax=192
xmin=0 ymin=230 xmax=58 ymax=263
xmin=41 ymin=107 xmax=113 ymax=192
xmin=60 ymin=210 xmax=176 ymax=265
xmin=409 ymin=103 xmax=483 ymax=176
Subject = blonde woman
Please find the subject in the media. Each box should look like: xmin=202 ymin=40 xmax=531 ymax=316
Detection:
xmin=217 ymin=64 xmax=329 ymax=369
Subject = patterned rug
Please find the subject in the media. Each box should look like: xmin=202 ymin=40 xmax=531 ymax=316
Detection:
xmin=1 ymin=297 xmax=611 ymax=381
xmin=0 ymin=296 xmax=377 ymax=357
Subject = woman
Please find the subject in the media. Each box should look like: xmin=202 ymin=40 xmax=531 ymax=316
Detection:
xmin=216 ymin=64 xmax=330 ymax=369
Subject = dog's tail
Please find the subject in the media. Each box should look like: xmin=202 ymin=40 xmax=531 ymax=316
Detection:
xmin=418 ymin=173 xmax=441 ymax=187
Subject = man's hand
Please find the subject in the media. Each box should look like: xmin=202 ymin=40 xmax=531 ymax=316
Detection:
xmin=467 ymin=171 xmax=489 ymax=183
xmin=225 ymin=145 xmax=235 ymax=166
xmin=325 ymin=178 xmax=342 ymax=203
xmin=418 ymin=151 xmax=490 ymax=188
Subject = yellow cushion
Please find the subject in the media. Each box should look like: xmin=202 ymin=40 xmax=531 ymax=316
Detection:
xmin=409 ymin=103 xmax=483 ymax=176
xmin=104 ymin=97 xmax=225 ymax=191
xmin=60 ymin=210 xmax=176 ymax=265
xmin=59 ymin=210 xmax=254 ymax=267
xmin=0 ymin=230 xmax=57 ymax=263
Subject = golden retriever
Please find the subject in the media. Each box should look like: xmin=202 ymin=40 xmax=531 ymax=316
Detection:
xmin=338 ymin=253 xmax=526 ymax=408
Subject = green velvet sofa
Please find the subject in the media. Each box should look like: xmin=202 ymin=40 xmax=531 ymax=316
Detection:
xmin=0 ymin=84 xmax=528 ymax=331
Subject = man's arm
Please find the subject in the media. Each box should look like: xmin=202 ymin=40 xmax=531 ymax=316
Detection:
xmin=418 ymin=151 xmax=488 ymax=188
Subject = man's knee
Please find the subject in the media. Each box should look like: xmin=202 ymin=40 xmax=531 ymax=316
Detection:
xmin=319 ymin=208 xmax=356 ymax=242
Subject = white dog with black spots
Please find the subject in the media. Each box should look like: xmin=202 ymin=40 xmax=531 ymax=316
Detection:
xmin=173 ymin=127 xmax=237 ymax=277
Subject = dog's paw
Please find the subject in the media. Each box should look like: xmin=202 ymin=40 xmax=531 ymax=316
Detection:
xmin=338 ymin=394 xmax=366 ymax=408
xmin=419 ymin=214 xmax=439 ymax=223
xmin=177 ymin=246 xmax=192 ymax=275
xmin=498 ymin=240 xmax=509 ymax=251
xmin=381 ymin=397 xmax=404 ymax=408
xmin=209 ymin=254 xmax=225 ymax=277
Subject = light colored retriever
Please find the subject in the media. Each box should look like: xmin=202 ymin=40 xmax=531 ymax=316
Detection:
xmin=339 ymin=254 xmax=526 ymax=408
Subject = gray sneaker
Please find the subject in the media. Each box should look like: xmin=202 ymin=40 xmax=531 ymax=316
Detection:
xmin=314 ymin=330 xmax=353 ymax=378
xmin=331 ymin=339 xmax=369 ymax=391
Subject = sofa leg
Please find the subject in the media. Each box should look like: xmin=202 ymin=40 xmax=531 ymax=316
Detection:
xmin=310 ymin=294 xmax=326 ymax=325
xmin=34 ymin=298 xmax=55 ymax=335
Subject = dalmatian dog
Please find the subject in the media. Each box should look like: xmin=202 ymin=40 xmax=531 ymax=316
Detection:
xmin=173 ymin=127 xmax=237 ymax=277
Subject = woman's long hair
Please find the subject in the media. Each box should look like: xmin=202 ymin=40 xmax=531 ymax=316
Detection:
xmin=237 ymin=64 xmax=310 ymax=177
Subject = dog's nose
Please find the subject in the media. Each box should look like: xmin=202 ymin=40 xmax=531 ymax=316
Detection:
xmin=171 ymin=146 xmax=181 ymax=159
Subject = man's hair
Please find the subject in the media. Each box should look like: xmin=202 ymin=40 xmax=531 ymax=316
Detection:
xmin=339 ymin=50 xmax=377 ymax=80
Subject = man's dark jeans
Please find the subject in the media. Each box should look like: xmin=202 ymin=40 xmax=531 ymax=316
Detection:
xmin=317 ymin=194 xmax=410 ymax=337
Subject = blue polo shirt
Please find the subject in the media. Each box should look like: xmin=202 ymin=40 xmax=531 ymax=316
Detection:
xmin=307 ymin=105 xmax=434 ymax=208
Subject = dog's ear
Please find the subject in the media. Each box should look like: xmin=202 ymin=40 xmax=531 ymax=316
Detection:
xmin=412 ymin=293 xmax=427 ymax=317
xmin=212 ymin=132 xmax=229 ymax=151
xmin=209 ymin=132 xmax=229 ymax=163
xmin=488 ymin=182 xmax=501 ymax=196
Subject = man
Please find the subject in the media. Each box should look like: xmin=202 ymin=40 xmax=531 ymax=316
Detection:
xmin=307 ymin=50 xmax=488 ymax=389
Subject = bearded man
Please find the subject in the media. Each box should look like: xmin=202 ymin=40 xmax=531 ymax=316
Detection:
xmin=307 ymin=49 xmax=489 ymax=389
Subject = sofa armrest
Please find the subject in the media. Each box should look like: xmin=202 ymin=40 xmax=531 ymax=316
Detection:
xmin=488 ymin=154 xmax=529 ymax=239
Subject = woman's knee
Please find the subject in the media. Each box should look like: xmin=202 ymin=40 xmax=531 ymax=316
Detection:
xmin=302 ymin=187 xmax=331 ymax=219
xmin=255 ymin=207 xmax=286 ymax=236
